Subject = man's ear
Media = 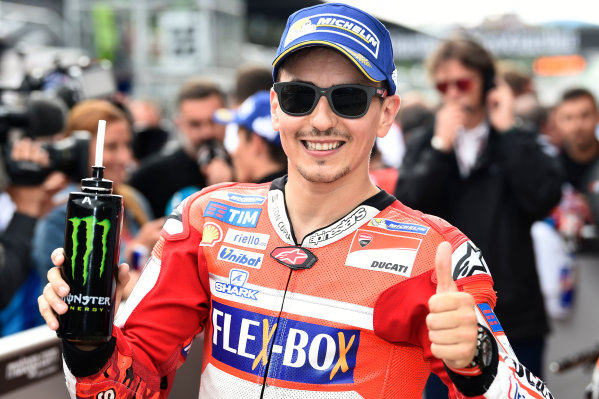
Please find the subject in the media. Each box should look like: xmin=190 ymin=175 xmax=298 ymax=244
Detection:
xmin=377 ymin=94 xmax=401 ymax=138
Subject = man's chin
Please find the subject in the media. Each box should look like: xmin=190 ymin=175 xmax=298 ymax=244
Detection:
xmin=296 ymin=166 xmax=350 ymax=184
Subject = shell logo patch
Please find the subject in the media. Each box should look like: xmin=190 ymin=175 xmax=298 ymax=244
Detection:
xmin=200 ymin=223 xmax=223 ymax=247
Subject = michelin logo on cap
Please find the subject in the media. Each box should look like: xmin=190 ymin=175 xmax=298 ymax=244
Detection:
xmin=273 ymin=3 xmax=398 ymax=96
xmin=284 ymin=14 xmax=380 ymax=58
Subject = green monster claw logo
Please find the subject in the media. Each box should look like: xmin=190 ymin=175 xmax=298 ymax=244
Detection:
xmin=69 ymin=216 xmax=111 ymax=285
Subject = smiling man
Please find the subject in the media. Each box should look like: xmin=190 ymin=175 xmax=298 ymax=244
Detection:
xmin=39 ymin=4 xmax=552 ymax=399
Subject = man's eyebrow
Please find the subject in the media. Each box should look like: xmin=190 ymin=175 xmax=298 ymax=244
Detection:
xmin=283 ymin=79 xmax=315 ymax=85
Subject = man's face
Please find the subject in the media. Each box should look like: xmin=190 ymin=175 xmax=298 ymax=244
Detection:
xmin=433 ymin=59 xmax=485 ymax=114
xmin=177 ymin=95 xmax=226 ymax=152
xmin=271 ymin=48 xmax=393 ymax=185
xmin=556 ymin=96 xmax=599 ymax=152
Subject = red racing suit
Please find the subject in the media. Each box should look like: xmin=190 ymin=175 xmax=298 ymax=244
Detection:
xmin=61 ymin=176 xmax=554 ymax=398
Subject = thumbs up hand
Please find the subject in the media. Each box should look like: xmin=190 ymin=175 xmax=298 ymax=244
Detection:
xmin=426 ymin=242 xmax=478 ymax=369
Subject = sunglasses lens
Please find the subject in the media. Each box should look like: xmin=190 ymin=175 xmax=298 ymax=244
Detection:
xmin=456 ymin=79 xmax=471 ymax=91
xmin=279 ymin=84 xmax=316 ymax=115
xmin=435 ymin=79 xmax=472 ymax=94
xmin=435 ymin=82 xmax=449 ymax=94
xmin=331 ymin=87 xmax=368 ymax=117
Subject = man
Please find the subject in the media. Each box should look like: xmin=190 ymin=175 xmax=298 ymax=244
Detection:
xmin=395 ymin=38 xmax=562 ymax=394
xmin=555 ymin=88 xmax=599 ymax=225
xmin=128 ymin=79 xmax=233 ymax=217
xmin=38 ymin=4 xmax=553 ymax=398
xmin=215 ymin=90 xmax=287 ymax=183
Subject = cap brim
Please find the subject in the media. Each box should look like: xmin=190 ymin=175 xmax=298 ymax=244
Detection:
xmin=273 ymin=40 xmax=387 ymax=84
xmin=213 ymin=108 xmax=236 ymax=125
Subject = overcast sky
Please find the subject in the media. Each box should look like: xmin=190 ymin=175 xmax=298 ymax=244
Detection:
xmin=324 ymin=0 xmax=598 ymax=30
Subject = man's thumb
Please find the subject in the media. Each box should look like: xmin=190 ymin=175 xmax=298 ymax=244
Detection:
xmin=435 ymin=241 xmax=457 ymax=294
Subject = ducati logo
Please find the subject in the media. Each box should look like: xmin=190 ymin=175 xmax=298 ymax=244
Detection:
xmin=358 ymin=233 xmax=373 ymax=247
xmin=270 ymin=246 xmax=317 ymax=270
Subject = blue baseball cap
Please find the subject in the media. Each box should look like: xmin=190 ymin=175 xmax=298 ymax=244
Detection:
xmin=213 ymin=91 xmax=281 ymax=146
xmin=272 ymin=3 xmax=398 ymax=95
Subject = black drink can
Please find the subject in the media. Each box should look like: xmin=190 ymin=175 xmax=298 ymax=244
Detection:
xmin=57 ymin=166 xmax=123 ymax=342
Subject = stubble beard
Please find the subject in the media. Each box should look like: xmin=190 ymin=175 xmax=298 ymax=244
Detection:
xmin=296 ymin=162 xmax=350 ymax=183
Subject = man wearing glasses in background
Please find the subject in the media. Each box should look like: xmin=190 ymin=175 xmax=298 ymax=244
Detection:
xmin=128 ymin=79 xmax=233 ymax=218
xmin=39 ymin=6 xmax=554 ymax=398
xmin=396 ymin=38 xmax=562 ymax=397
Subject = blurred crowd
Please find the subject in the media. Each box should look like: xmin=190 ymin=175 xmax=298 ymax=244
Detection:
xmin=2 ymin=34 xmax=599 ymax=395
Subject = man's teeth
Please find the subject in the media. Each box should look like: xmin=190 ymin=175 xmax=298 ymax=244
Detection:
xmin=305 ymin=141 xmax=341 ymax=151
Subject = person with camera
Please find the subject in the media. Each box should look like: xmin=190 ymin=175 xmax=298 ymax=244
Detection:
xmin=128 ymin=79 xmax=234 ymax=218
xmin=395 ymin=38 xmax=563 ymax=396
xmin=0 ymin=138 xmax=67 ymax=335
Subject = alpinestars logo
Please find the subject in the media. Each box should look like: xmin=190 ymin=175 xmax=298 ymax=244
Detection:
xmin=452 ymin=241 xmax=491 ymax=280
xmin=68 ymin=216 xmax=111 ymax=285
xmin=271 ymin=246 xmax=317 ymax=270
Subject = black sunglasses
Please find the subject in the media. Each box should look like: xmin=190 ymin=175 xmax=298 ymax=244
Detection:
xmin=273 ymin=82 xmax=387 ymax=119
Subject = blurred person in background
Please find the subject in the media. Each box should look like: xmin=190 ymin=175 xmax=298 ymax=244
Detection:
xmin=32 ymin=99 xmax=162 ymax=299
xmin=223 ymin=65 xmax=276 ymax=157
xmin=397 ymin=102 xmax=435 ymax=143
xmin=128 ymin=98 xmax=170 ymax=162
xmin=232 ymin=65 xmax=274 ymax=106
xmin=128 ymin=79 xmax=233 ymax=218
xmin=214 ymin=90 xmax=286 ymax=183
xmin=395 ymin=38 xmax=563 ymax=397
xmin=555 ymin=88 xmax=599 ymax=229
xmin=0 ymin=138 xmax=67 ymax=336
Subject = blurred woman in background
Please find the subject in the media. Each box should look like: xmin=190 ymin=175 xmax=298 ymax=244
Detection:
xmin=33 ymin=99 xmax=164 ymax=299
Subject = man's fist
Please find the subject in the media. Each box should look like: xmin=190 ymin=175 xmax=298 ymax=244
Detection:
xmin=426 ymin=241 xmax=478 ymax=370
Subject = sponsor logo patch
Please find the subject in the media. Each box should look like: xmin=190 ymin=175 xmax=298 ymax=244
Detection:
xmin=452 ymin=241 xmax=491 ymax=280
xmin=271 ymin=246 xmax=317 ymax=270
xmin=200 ymin=223 xmax=223 ymax=247
xmin=204 ymin=201 xmax=262 ymax=228
xmin=505 ymin=357 xmax=553 ymax=398
xmin=475 ymin=303 xmax=514 ymax=357
xmin=358 ymin=233 xmax=373 ymax=247
xmin=214 ymin=269 xmax=259 ymax=300
xmin=307 ymin=207 xmax=368 ymax=246
xmin=213 ymin=191 xmax=267 ymax=205
xmin=477 ymin=303 xmax=503 ymax=333
xmin=224 ymin=228 xmax=269 ymax=250
xmin=211 ymin=300 xmax=359 ymax=384
xmin=218 ymin=246 xmax=263 ymax=269
xmin=284 ymin=14 xmax=381 ymax=59
xmin=368 ymin=218 xmax=429 ymax=235
xmin=345 ymin=229 xmax=421 ymax=277
xmin=269 ymin=191 xmax=293 ymax=243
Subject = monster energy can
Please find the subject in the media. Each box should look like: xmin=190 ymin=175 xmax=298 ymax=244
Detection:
xmin=57 ymin=166 xmax=123 ymax=342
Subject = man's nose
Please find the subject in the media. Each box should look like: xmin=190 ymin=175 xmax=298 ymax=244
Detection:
xmin=309 ymin=96 xmax=337 ymax=132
